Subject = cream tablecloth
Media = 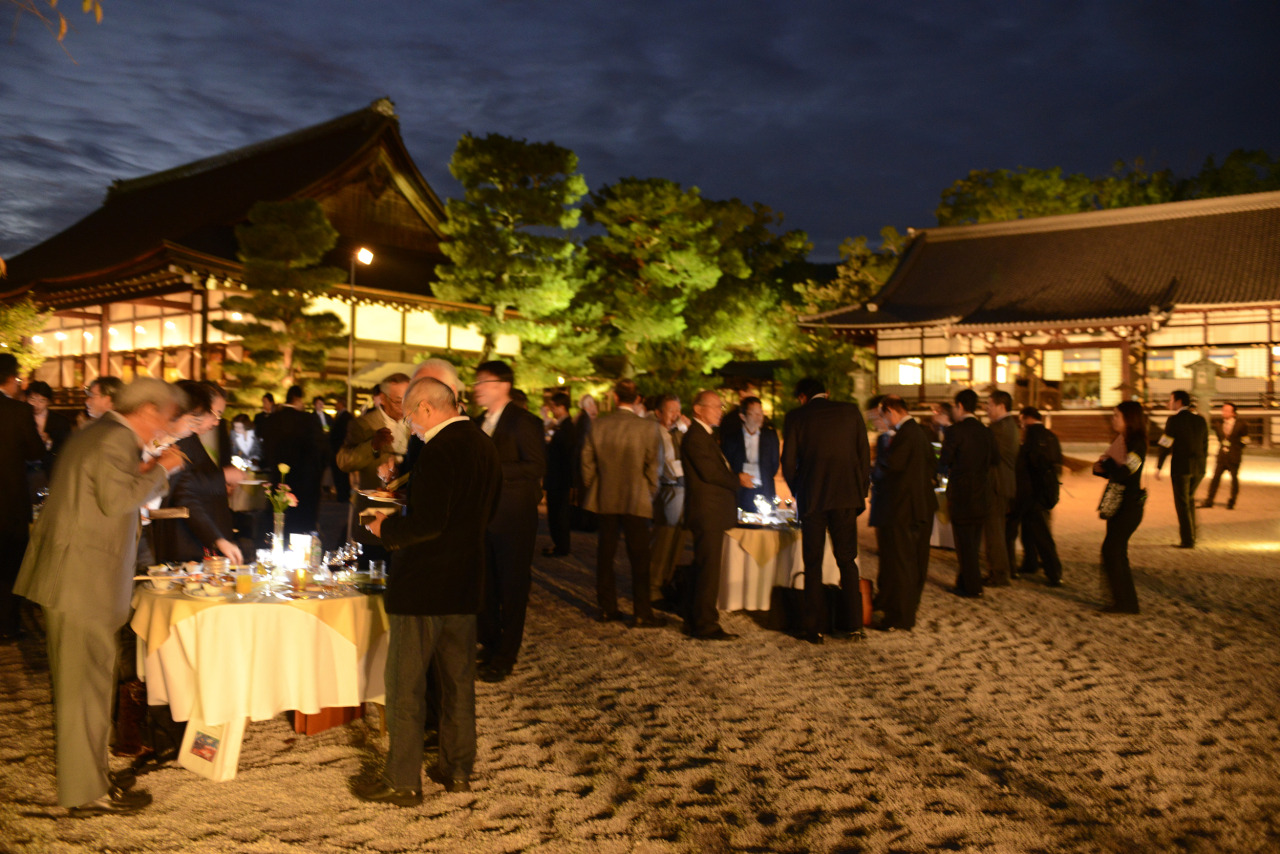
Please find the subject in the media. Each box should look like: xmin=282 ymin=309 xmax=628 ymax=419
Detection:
xmin=930 ymin=488 xmax=955 ymax=549
xmin=718 ymin=528 xmax=845 ymax=611
xmin=130 ymin=587 xmax=389 ymax=726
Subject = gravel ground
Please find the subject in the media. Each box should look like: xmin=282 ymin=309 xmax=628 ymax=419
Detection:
xmin=2 ymin=460 xmax=1278 ymax=853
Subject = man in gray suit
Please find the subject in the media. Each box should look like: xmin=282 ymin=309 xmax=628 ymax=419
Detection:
xmin=581 ymin=379 xmax=665 ymax=627
xmin=983 ymin=390 xmax=1019 ymax=586
xmin=337 ymin=373 xmax=411 ymax=565
xmin=649 ymin=394 xmax=687 ymax=606
xmin=15 ymin=378 xmax=187 ymax=816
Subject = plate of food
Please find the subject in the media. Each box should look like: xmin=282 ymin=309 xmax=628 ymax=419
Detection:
xmin=357 ymin=488 xmax=405 ymax=505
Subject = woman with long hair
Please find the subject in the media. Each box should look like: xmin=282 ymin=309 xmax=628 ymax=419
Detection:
xmin=1092 ymin=400 xmax=1147 ymax=613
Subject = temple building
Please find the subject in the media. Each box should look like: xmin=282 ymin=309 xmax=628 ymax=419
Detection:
xmin=802 ymin=190 xmax=1280 ymax=444
xmin=0 ymin=98 xmax=517 ymax=404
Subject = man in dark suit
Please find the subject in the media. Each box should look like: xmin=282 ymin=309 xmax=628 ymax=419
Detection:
xmin=261 ymin=385 xmax=329 ymax=535
xmin=721 ymin=396 xmax=780 ymax=514
xmin=358 ymin=377 xmax=502 ymax=804
xmin=781 ymin=378 xmax=871 ymax=643
xmin=1014 ymin=407 xmax=1064 ymax=586
xmin=940 ymin=388 xmax=993 ymax=598
xmin=1203 ymin=401 xmax=1247 ymax=510
xmin=682 ymin=389 xmax=742 ymax=640
xmin=327 ymin=397 xmax=353 ymax=502
xmin=649 ymin=394 xmax=687 ymax=605
xmin=1156 ymin=389 xmax=1209 ymax=548
xmin=252 ymin=392 xmax=275 ymax=437
xmin=582 ymin=379 xmax=664 ymax=626
xmin=873 ymin=396 xmax=938 ymax=631
xmin=542 ymin=392 xmax=576 ymax=557
xmin=472 ymin=360 xmax=546 ymax=682
xmin=983 ymin=390 xmax=1018 ymax=586
xmin=15 ymin=378 xmax=186 ymax=815
xmin=0 ymin=354 xmax=46 ymax=641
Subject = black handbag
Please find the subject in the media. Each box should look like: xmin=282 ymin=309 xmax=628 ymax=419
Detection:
xmin=1097 ymin=481 xmax=1125 ymax=519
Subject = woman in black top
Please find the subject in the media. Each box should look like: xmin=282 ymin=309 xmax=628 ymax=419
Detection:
xmin=1093 ymin=400 xmax=1147 ymax=613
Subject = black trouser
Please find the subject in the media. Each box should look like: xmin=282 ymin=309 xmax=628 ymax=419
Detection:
xmin=1019 ymin=503 xmax=1062 ymax=583
xmin=800 ymin=508 xmax=861 ymax=634
xmin=1171 ymin=472 xmax=1201 ymax=546
xmin=952 ymin=521 xmax=984 ymax=596
xmin=596 ymin=513 xmax=652 ymax=619
xmin=330 ymin=459 xmax=350 ymax=502
xmin=686 ymin=523 xmax=727 ymax=637
xmin=545 ymin=488 xmax=572 ymax=554
xmin=982 ymin=496 xmax=1014 ymax=584
xmin=479 ymin=511 xmax=537 ymax=671
xmin=1101 ymin=498 xmax=1143 ymax=612
xmin=384 ymin=614 xmax=476 ymax=789
xmin=1205 ymin=458 xmax=1240 ymax=507
xmin=0 ymin=527 xmax=29 ymax=637
xmin=877 ymin=520 xmax=930 ymax=629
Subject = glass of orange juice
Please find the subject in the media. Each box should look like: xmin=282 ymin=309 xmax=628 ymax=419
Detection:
xmin=235 ymin=569 xmax=254 ymax=598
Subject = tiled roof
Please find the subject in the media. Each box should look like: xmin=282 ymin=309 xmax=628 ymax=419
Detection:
xmin=4 ymin=98 xmax=445 ymax=300
xmin=807 ymin=190 xmax=1280 ymax=329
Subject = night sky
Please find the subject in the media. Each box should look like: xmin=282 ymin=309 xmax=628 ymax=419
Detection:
xmin=2 ymin=1 xmax=1278 ymax=263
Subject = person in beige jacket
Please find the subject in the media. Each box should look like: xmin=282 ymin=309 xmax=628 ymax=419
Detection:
xmin=15 ymin=378 xmax=187 ymax=816
xmin=581 ymin=379 xmax=664 ymax=627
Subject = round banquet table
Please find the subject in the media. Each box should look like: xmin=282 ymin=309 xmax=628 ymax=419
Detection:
xmin=718 ymin=527 xmax=848 ymax=611
xmin=130 ymin=585 xmax=389 ymax=779
xmin=930 ymin=488 xmax=955 ymax=549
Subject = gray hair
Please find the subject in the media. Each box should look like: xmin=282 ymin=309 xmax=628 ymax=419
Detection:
xmin=403 ymin=376 xmax=457 ymax=418
xmin=413 ymin=358 xmax=461 ymax=395
xmin=115 ymin=377 xmax=186 ymax=415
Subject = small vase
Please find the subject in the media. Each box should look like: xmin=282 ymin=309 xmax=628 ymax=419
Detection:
xmin=272 ymin=511 xmax=286 ymax=562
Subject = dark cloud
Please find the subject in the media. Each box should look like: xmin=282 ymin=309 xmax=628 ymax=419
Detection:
xmin=2 ymin=0 xmax=1278 ymax=262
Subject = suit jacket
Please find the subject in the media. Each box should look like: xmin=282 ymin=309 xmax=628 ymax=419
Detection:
xmin=1016 ymin=422 xmax=1063 ymax=505
xmin=571 ymin=412 xmax=593 ymax=492
xmin=0 ymin=395 xmax=46 ymax=534
xmin=721 ymin=422 xmax=780 ymax=511
xmin=582 ymin=408 xmax=661 ymax=517
xmin=479 ymin=403 xmax=546 ymax=529
xmin=380 ymin=420 xmax=502 ymax=616
xmin=261 ymin=405 xmax=328 ymax=496
xmin=154 ymin=432 xmax=234 ymax=562
xmin=941 ymin=415 xmax=993 ymax=524
xmin=329 ymin=409 xmax=353 ymax=453
xmin=882 ymin=418 xmax=939 ymax=527
xmin=40 ymin=410 xmax=74 ymax=474
xmin=988 ymin=414 xmax=1019 ymax=501
xmin=1157 ymin=408 xmax=1208 ymax=478
xmin=337 ymin=407 xmax=404 ymax=546
xmin=14 ymin=415 xmax=169 ymax=627
xmin=544 ymin=415 xmax=576 ymax=492
xmin=1212 ymin=417 xmax=1248 ymax=466
xmin=681 ymin=422 xmax=740 ymax=532
xmin=781 ymin=396 xmax=871 ymax=517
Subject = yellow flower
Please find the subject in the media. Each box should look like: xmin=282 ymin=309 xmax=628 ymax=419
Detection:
xmin=278 ymin=463 xmax=291 ymax=475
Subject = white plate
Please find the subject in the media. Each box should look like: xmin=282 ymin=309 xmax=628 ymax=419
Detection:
xmin=182 ymin=587 xmax=236 ymax=600
xmin=357 ymin=489 xmax=405 ymax=505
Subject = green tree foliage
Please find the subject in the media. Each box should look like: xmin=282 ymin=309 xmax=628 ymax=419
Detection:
xmin=579 ymin=178 xmax=723 ymax=379
xmin=1177 ymin=149 xmax=1280 ymax=199
xmin=432 ymin=133 xmax=588 ymax=367
xmin=211 ymin=200 xmax=346 ymax=403
xmin=0 ymin=296 xmax=53 ymax=377
xmin=778 ymin=227 xmax=908 ymax=408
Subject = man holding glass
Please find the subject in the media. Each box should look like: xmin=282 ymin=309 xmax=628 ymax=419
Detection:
xmin=358 ymin=376 xmax=501 ymax=804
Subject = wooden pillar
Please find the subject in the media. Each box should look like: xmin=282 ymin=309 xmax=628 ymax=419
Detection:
xmin=98 ymin=306 xmax=110 ymax=378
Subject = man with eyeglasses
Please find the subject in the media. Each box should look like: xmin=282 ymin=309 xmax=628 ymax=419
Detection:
xmin=471 ymin=360 xmax=545 ymax=682
xmin=681 ymin=389 xmax=742 ymax=641
xmin=84 ymin=376 xmax=123 ymax=423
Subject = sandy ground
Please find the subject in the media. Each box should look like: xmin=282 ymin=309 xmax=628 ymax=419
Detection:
xmin=2 ymin=459 xmax=1278 ymax=854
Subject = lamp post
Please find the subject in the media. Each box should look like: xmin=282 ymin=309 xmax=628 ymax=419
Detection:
xmin=347 ymin=247 xmax=374 ymax=411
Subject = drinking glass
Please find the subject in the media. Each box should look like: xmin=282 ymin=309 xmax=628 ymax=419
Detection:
xmin=369 ymin=560 xmax=386 ymax=581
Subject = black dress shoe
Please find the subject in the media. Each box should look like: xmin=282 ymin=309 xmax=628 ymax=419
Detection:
xmin=108 ymin=768 xmax=137 ymax=790
xmin=68 ymin=785 xmax=152 ymax=817
xmin=1226 ymin=502 xmax=1235 ymax=510
xmin=1045 ymin=578 xmax=1063 ymax=588
xmin=632 ymin=614 xmax=668 ymax=628
xmin=1100 ymin=605 xmax=1140 ymax=615
xmin=800 ymin=631 xmax=824 ymax=645
xmin=477 ymin=663 xmax=513 ymax=683
xmin=1175 ymin=543 xmax=1195 ymax=549
xmin=831 ymin=629 xmax=868 ymax=641
xmin=352 ymin=778 xmax=423 ymax=807
xmin=595 ymin=610 xmax=623 ymax=623
xmin=948 ymin=586 xmax=983 ymax=599
xmin=693 ymin=628 xmax=738 ymax=641
xmin=1200 ymin=501 xmax=1214 ymax=509
xmin=542 ymin=547 xmax=570 ymax=557
xmin=427 ymin=765 xmax=472 ymax=793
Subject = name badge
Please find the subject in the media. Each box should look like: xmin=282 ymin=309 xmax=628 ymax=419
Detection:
xmin=1158 ymin=435 xmax=1174 ymax=448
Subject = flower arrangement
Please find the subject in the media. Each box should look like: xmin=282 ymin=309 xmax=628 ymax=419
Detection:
xmin=266 ymin=463 xmax=299 ymax=514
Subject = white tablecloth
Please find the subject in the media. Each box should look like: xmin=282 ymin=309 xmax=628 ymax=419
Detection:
xmin=131 ymin=588 xmax=388 ymax=726
xmin=718 ymin=528 xmax=845 ymax=611
xmin=930 ymin=488 xmax=955 ymax=549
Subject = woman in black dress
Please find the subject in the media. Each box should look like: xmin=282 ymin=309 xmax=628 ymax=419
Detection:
xmin=1092 ymin=400 xmax=1147 ymax=613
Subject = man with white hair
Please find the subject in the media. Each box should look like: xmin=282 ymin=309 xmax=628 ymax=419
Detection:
xmin=15 ymin=377 xmax=187 ymax=816
xmin=357 ymin=376 xmax=501 ymax=804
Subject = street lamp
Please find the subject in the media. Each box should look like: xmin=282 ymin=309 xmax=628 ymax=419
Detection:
xmin=347 ymin=247 xmax=374 ymax=411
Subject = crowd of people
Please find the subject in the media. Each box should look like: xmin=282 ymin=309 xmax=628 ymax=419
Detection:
xmin=0 ymin=345 xmax=1254 ymax=813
